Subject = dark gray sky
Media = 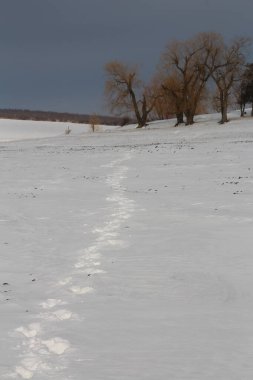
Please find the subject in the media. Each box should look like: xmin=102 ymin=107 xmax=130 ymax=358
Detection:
xmin=1 ymin=0 xmax=253 ymax=114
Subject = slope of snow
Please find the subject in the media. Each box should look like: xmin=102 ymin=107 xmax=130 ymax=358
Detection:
xmin=0 ymin=119 xmax=120 ymax=142
xmin=1 ymin=112 xmax=253 ymax=379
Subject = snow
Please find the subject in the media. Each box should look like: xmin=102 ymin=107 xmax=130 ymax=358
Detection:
xmin=1 ymin=111 xmax=253 ymax=379
xmin=0 ymin=118 xmax=119 ymax=142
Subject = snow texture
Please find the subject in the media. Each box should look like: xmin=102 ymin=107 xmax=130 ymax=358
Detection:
xmin=1 ymin=111 xmax=253 ymax=379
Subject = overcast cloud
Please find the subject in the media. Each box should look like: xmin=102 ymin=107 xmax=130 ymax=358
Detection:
xmin=0 ymin=0 xmax=252 ymax=114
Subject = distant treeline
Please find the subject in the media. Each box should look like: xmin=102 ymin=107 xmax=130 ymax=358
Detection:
xmin=0 ymin=109 xmax=134 ymax=126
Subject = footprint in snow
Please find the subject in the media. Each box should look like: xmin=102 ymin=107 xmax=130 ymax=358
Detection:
xmin=70 ymin=286 xmax=94 ymax=295
xmin=52 ymin=309 xmax=73 ymax=321
xmin=40 ymin=299 xmax=66 ymax=309
xmin=16 ymin=323 xmax=41 ymax=338
xmin=42 ymin=337 xmax=70 ymax=355
xmin=82 ymin=268 xmax=106 ymax=275
xmin=58 ymin=277 xmax=72 ymax=286
xmin=15 ymin=358 xmax=49 ymax=380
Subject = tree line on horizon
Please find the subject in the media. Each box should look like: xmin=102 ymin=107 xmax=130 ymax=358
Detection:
xmin=0 ymin=109 xmax=132 ymax=126
xmin=104 ymin=32 xmax=253 ymax=128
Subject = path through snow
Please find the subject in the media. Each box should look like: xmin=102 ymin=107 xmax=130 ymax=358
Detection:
xmin=5 ymin=151 xmax=135 ymax=379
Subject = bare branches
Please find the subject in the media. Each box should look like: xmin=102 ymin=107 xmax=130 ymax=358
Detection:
xmin=158 ymin=32 xmax=251 ymax=125
xmin=104 ymin=61 xmax=139 ymax=115
xmin=160 ymin=32 xmax=222 ymax=125
xmin=104 ymin=60 xmax=159 ymax=128
xmin=209 ymin=37 xmax=250 ymax=123
xmin=104 ymin=33 xmax=251 ymax=128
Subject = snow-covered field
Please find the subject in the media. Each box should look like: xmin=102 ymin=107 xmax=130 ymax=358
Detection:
xmin=1 ymin=112 xmax=253 ymax=379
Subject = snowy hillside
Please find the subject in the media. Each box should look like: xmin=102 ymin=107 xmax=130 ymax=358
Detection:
xmin=1 ymin=112 xmax=253 ymax=379
xmin=0 ymin=119 xmax=120 ymax=142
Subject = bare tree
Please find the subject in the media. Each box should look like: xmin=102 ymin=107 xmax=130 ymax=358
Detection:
xmin=149 ymin=70 xmax=209 ymax=125
xmin=207 ymin=37 xmax=250 ymax=124
xmin=104 ymin=61 xmax=159 ymax=128
xmin=89 ymin=114 xmax=100 ymax=132
xmin=160 ymin=32 xmax=223 ymax=125
xmin=150 ymin=94 xmax=170 ymax=120
xmin=147 ymin=75 xmax=170 ymax=120
xmin=209 ymin=37 xmax=250 ymax=124
xmin=161 ymin=72 xmax=185 ymax=125
xmin=236 ymin=63 xmax=253 ymax=117
xmin=65 ymin=126 xmax=71 ymax=135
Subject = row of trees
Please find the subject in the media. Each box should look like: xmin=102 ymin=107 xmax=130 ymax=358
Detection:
xmin=0 ymin=109 xmax=126 ymax=126
xmin=104 ymin=32 xmax=252 ymax=128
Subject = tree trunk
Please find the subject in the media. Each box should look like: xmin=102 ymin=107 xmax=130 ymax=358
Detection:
xmin=185 ymin=110 xmax=194 ymax=125
xmin=220 ymin=107 xmax=228 ymax=124
xmin=219 ymin=93 xmax=228 ymax=124
xmin=175 ymin=112 xmax=184 ymax=126
xmin=136 ymin=115 xmax=146 ymax=128
xmin=136 ymin=119 xmax=147 ymax=128
xmin=136 ymin=95 xmax=150 ymax=128
xmin=137 ymin=112 xmax=148 ymax=128
xmin=128 ymin=87 xmax=143 ymax=128
xmin=240 ymin=102 xmax=245 ymax=117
